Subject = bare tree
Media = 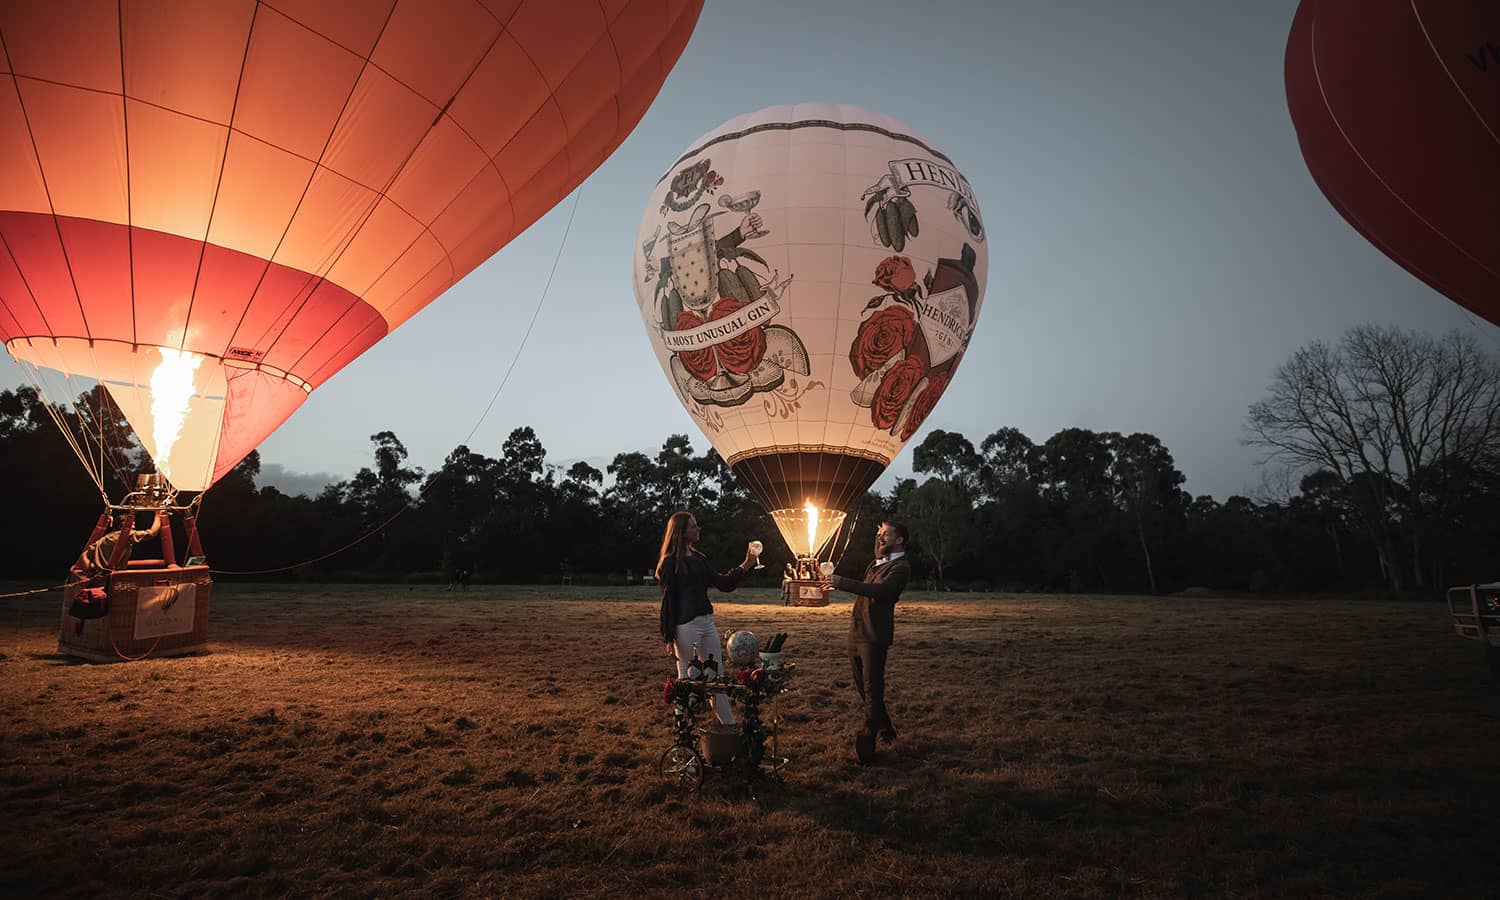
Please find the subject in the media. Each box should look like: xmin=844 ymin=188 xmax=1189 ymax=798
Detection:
xmin=1246 ymin=325 xmax=1500 ymax=591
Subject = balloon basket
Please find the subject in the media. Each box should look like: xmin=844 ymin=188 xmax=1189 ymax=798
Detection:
xmin=782 ymin=578 xmax=828 ymax=607
xmin=59 ymin=565 xmax=212 ymax=663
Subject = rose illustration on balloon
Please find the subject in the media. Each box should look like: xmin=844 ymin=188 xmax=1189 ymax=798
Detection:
xmin=673 ymin=310 xmax=719 ymax=381
xmin=872 ymin=255 xmax=917 ymax=295
xmin=708 ymin=297 xmax=767 ymax=374
xmin=672 ymin=297 xmax=768 ymax=383
xmin=900 ymin=369 xmax=950 ymax=440
xmin=850 ymin=306 xmax=917 ymax=379
xmin=872 ymin=357 xmax=925 ymax=430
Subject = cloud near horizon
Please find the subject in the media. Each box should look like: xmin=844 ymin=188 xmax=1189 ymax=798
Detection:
xmin=255 ymin=463 xmax=338 ymax=498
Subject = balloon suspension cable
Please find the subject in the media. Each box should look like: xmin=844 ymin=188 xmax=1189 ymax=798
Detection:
xmin=1455 ymin=306 xmax=1500 ymax=357
xmin=207 ymin=186 xmax=585 ymax=577
xmin=828 ymin=507 xmax=861 ymax=570
xmin=17 ymin=360 xmax=112 ymax=506
xmin=461 ymin=189 xmax=583 ymax=449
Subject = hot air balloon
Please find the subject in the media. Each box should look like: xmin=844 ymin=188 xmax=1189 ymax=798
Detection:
xmin=631 ymin=104 xmax=987 ymax=568
xmin=1285 ymin=1 xmax=1499 ymax=324
xmin=0 ymin=0 xmax=700 ymax=502
xmin=0 ymin=0 xmax=701 ymax=658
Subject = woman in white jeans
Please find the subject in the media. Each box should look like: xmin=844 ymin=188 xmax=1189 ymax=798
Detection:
xmin=656 ymin=510 xmax=759 ymax=724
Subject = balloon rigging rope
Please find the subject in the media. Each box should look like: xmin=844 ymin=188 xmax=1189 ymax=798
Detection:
xmin=830 ymin=506 xmax=861 ymax=570
xmin=83 ymin=344 xmax=138 ymax=497
xmin=0 ymin=583 xmax=69 ymax=600
xmin=17 ymin=359 xmax=110 ymax=503
xmin=461 ymin=188 xmax=582 ymax=449
xmin=206 ymin=185 xmax=585 ymax=577
xmin=1454 ymin=306 xmax=1500 ymax=357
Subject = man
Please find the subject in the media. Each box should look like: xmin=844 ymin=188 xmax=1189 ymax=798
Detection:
xmin=73 ymin=511 xmax=160 ymax=581
xmin=822 ymin=520 xmax=911 ymax=765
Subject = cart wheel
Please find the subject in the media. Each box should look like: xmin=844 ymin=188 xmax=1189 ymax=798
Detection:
xmin=659 ymin=745 xmax=704 ymax=791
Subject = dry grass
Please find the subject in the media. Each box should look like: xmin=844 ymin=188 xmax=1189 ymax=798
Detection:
xmin=1 ymin=584 xmax=1497 ymax=898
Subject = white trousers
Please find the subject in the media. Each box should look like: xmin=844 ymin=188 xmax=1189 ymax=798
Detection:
xmin=673 ymin=613 xmax=735 ymax=725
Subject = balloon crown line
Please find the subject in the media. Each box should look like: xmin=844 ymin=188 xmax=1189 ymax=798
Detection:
xmin=659 ymin=116 xmax=959 ymax=185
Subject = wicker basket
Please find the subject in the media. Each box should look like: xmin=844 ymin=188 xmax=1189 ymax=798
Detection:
xmin=59 ymin=565 xmax=211 ymax=662
xmin=782 ymin=578 xmax=829 ymax=607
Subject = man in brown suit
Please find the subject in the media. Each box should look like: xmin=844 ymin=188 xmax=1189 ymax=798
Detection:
xmin=822 ymin=520 xmax=911 ymax=765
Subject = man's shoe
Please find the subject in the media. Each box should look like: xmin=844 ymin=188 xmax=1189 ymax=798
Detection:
xmin=855 ymin=731 xmax=876 ymax=765
xmin=879 ymin=726 xmax=897 ymax=745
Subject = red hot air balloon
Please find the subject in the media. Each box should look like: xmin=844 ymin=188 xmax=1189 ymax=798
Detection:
xmin=0 ymin=0 xmax=702 ymax=493
xmin=1285 ymin=1 xmax=1499 ymax=325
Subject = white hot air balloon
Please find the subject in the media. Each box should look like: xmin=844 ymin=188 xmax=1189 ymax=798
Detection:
xmin=632 ymin=104 xmax=988 ymax=559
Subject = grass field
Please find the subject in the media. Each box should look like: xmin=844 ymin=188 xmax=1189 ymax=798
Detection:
xmin=1 ymin=583 xmax=1497 ymax=898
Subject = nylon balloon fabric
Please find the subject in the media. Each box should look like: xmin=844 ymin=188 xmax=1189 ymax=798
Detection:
xmin=631 ymin=103 xmax=988 ymax=557
xmin=0 ymin=0 xmax=702 ymax=492
xmin=1285 ymin=0 xmax=1499 ymax=325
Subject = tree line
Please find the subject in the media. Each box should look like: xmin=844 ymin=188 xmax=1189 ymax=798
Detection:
xmin=2 ymin=324 xmax=1495 ymax=595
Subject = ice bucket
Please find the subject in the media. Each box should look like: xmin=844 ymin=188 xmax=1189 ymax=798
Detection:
xmin=699 ymin=723 xmax=740 ymax=765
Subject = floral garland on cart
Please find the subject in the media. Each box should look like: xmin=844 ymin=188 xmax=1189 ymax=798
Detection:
xmin=658 ymin=632 xmax=796 ymax=796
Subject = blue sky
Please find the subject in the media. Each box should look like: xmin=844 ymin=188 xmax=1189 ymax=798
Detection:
xmin=5 ymin=0 xmax=1494 ymax=501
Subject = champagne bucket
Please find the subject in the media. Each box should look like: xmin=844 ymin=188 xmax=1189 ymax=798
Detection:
xmin=699 ymin=723 xmax=740 ymax=765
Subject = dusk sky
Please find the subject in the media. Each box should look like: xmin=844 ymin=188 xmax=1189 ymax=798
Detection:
xmin=5 ymin=0 xmax=1494 ymax=501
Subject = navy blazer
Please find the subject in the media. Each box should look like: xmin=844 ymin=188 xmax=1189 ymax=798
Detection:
xmin=657 ymin=552 xmax=742 ymax=642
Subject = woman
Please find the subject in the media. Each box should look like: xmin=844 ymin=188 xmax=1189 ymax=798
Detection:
xmin=657 ymin=510 xmax=758 ymax=725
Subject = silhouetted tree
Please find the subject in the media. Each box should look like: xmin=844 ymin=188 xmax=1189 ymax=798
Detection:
xmin=1246 ymin=325 xmax=1500 ymax=591
xmin=1110 ymin=432 xmax=1188 ymax=594
xmin=905 ymin=430 xmax=982 ymax=587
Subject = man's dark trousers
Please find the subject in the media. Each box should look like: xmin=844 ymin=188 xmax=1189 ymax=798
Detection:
xmin=849 ymin=641 xmax=892 ymax=739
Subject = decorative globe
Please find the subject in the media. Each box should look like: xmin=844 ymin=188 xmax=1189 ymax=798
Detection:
xmin=726 ymin=631 xmax=760 ymax=668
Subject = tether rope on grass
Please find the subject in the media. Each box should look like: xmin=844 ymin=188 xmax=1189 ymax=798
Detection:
xmin=208 ymin=185 xmax=585 ymax=577
xmin=110 ymin=632 xmax=162 ymax=662
xmin=0 ymin=583 xmax=66 ymax=600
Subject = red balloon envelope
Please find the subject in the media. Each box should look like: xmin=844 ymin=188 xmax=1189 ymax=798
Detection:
xmin=1285 ymin=1 xmax=1499 ymax=324
xmin=0 ymin=0 xmax=701 ymax=491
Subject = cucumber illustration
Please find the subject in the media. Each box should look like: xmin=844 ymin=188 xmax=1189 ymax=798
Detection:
xmin=896 ymin=196 xmax=918 ymax=238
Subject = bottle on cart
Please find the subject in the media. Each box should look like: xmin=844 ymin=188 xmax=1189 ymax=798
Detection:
xmin=687 ymin=644 xmax=703 ymax=680
xmin=703 ymin=652 xmax=719 ymax=678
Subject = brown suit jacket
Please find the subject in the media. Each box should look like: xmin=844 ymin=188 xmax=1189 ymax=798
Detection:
xmin=834 ymin=555 xmax=911 ymax=647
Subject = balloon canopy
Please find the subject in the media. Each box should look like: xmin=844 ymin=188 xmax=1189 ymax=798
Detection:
xmin=632 ymin=104 xmax=988 ymax=557
xmin=1285 ymin=1 xmax=1499 ymax=325
xmin=0 ymin=0 xmax=702 ymax=493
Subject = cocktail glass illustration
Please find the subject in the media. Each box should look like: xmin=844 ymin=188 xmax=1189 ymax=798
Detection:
xmin=718 ymin=191 xmax=767 ymax=239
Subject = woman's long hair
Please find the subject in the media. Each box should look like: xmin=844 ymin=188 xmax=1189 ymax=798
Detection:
xmin=656 ymin=510 xmax=695 ymax=579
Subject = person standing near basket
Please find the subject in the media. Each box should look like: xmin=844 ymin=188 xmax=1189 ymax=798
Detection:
xmin=821 ymin=520 xmax=911 ymax=765
xmin=656 ymin=510 xmax=759 ymax=725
